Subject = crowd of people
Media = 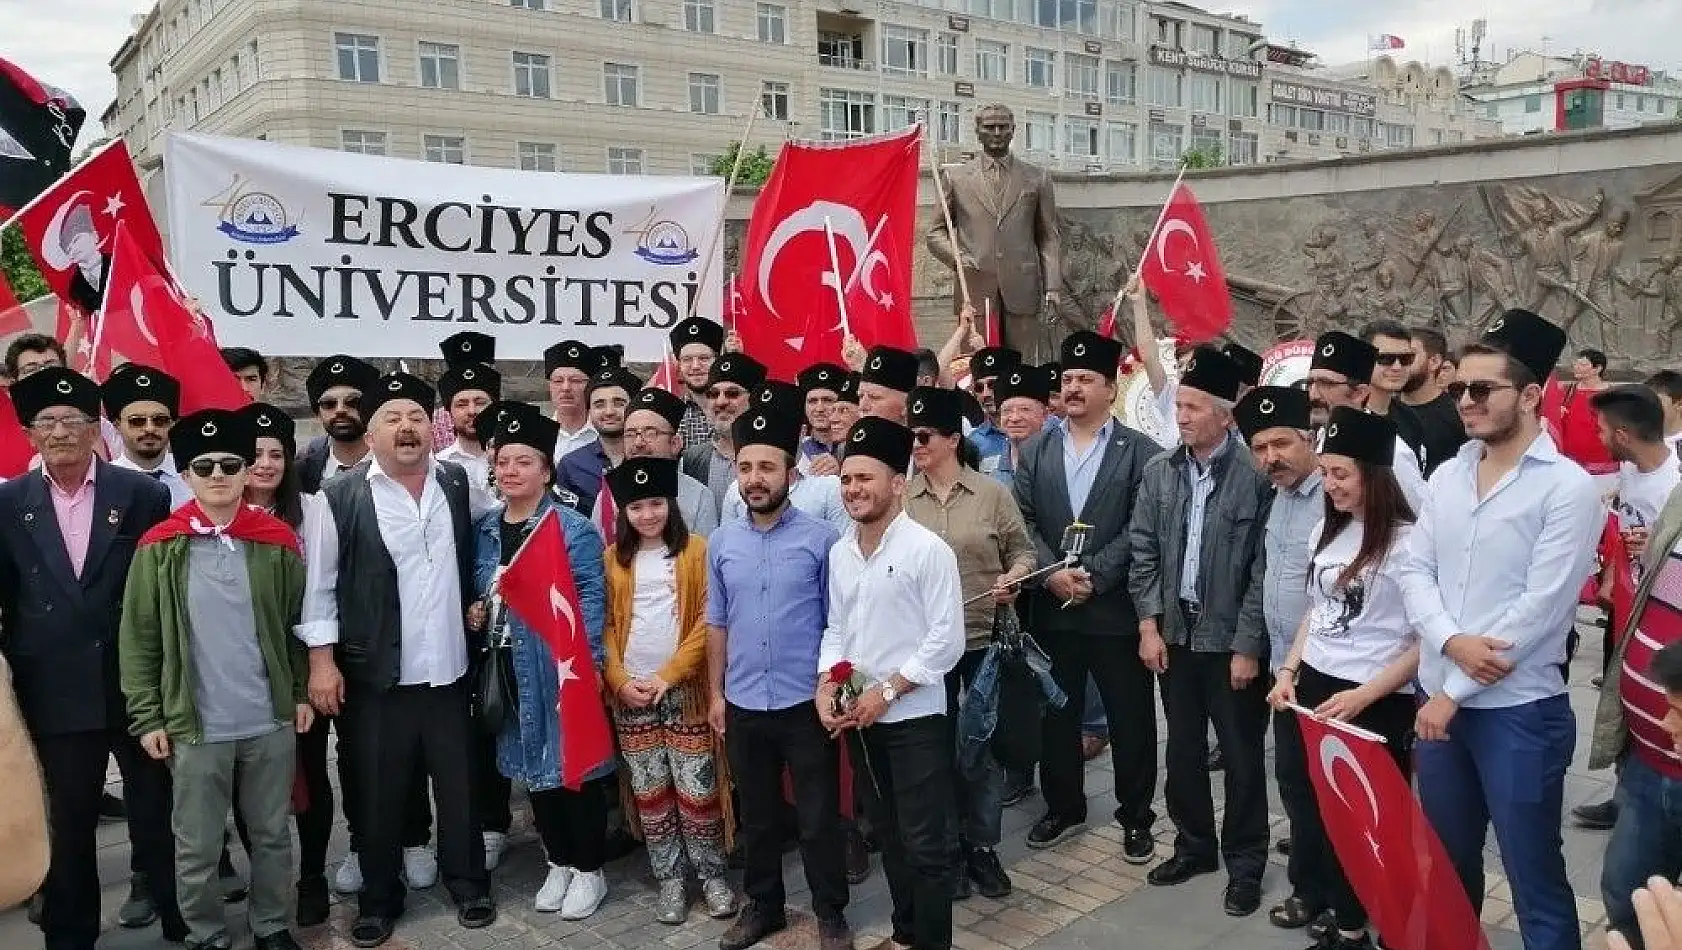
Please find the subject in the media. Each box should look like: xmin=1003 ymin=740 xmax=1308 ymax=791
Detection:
xmin=6 ymin=281 xmax=1682 ymax=950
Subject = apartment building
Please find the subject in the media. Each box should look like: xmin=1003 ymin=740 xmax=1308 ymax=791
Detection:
xmin=1462 ymin=50 xmax=1682 ymax=135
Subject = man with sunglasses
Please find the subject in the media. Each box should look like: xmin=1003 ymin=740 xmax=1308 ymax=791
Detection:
xmin=1399 ymin=327 xmax=1468 ymax=478
xmin=103 ymin=365 xmax=191 ymax=510
xmin=965 ymin=346 xmax=1021 ymax=480
xmin=1358 ymin=321 xmax=1429 ymax=468
xmin=682 ymin=353 xmax=767 ymax=520
xmin=298 ymin=355 xmax=381 ymax=495
xmin=1305 ymin=331 xmax=1426 ymax=510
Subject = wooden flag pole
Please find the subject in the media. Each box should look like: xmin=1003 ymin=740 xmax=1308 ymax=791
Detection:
xmin=925 ymin=122 xmax=972 ymax=310
xmin=1109 ymin=162 xmax=1189 ymax=317
xmin=688 ymin=108 xmax=761 ymax=321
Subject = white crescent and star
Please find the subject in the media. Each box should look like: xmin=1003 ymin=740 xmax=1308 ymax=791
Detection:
xmin=1155 ymin=218 xmax=1208 ymax=284
xmin=1317 ymin=734 xmax=1385 ymax=864
xmin=550 ymin=584 xmax=580 ymax=643
xmin=757 ymin=200 xmax=895 ymax=345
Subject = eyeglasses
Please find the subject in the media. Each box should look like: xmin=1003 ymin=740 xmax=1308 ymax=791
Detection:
xmin=1446 ymin=381 xmax=1516 ymax=404
xmin=1375 ymin=352 xmax=1416 ymax=367
xmin=29 ymin=414 xmax=93 ymax=434
xmin=124 ymin=413 xmax=173 ymax=429
xmin=189 ymin=457 xmax=246 ymax=478
xmin=625 ymin=426 xmax=674 ymax=442
xmin=316 ymin=395 xmax=362 ymax=411
xmin=912 ymin=430 xmax=939 ymax=445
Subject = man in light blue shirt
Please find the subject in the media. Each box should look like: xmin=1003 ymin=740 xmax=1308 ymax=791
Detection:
xmin=965 ymin=346 xmax=1020 ymax=479
xmin=1397 ymin=310 xmax=1604 ymax=950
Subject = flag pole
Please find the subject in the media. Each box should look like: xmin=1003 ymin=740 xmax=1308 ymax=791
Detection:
xmin=821 ymin=215 xmax=853 ymax=338
xmin=1286 ymin=703 xmax=1389 ymax=744
xmin=1108 ymin=161 xmax=1189 ymax=317
xmin=924 ymin=119 xmax=971 ymax=310
xmin=687 ymin=108 xmax=760 ymax=322
xmin=485 ymin=506 xmax=558 ymax=602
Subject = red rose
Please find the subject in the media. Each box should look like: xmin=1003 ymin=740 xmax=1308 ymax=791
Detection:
xmin=828 ymin=661 xmax=854 ymax=684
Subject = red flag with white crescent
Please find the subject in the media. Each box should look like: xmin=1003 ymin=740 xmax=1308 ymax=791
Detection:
xmin=1295 ymin=711 xmax=1490 ymax=950
xmin=1138 ymin=183 xmax=1231 ymax=343
xmin=498 ymin=509 xmax=614 ymax=790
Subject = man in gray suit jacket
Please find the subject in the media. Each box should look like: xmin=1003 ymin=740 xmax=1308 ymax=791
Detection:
xmin=1013 ymin=330 xmax=1160 ymax=864
xmin=928 ymin=104 xmax=1065 ymax=359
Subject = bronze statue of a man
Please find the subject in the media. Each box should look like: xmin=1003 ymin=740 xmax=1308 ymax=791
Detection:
xmin=926 ymin=104 xmax=1065 ymax=358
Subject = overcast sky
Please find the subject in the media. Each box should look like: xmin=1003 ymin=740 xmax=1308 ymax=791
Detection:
xmin=2 ymin=0 xmax=1680 ymax=141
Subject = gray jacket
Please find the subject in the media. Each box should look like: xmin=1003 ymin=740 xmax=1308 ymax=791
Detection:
xmin=1127 ymin=433 xmax=1272 ymax=657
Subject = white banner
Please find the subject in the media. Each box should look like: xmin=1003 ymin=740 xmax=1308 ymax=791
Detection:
xmin=164 ymin=132 xmax=724 ymax=361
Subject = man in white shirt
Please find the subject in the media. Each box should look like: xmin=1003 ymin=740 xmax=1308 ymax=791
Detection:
xmin=434 ymin=363 xmax=500 ymax=519
xmin=1306 ymin=331 xmax=1426 ymax=511
xmin=818 ymin=416 xmax=964 ymax=950
xmin=1397 ymin=309 xmax=1604 ymax=950
xmin=102 ymin=365 xmax=192 ymax=509
xmin=297 ymin=372 xmax=497 ymax=946
xmin=611 ymin=387 xmax=719 ymax=537
xmin=543 ymin=341 xmax=599 ymax=462
xmin=1643 ymin=370 xmax=1682 ymax=460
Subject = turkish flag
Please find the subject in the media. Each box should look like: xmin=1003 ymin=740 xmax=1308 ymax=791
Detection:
xmin=1296 ymin=712 xmax=1490 ymax=950
xmin=736 ymin=128 xmax=920 ymax=381
xmin=0 ymin=271 xmax=29 ymax=335
xmin=1139 ymin=183 xmax=1231 ymax=343
xmin=498 ymin=509 xmax=614 ymax=790
xmin=100 ymin=220 xmax=250 ymax=413
xmin=1599 ymin=515 xmax=1637 ymax=637
xmin=13 ymin=139 xmax=165 ymax=321
xmin=0 ymin=57 xmax=85 ymax=220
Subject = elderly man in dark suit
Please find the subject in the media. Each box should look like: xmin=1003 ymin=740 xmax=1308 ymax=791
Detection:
xmin=0 ymin=367 xmax=183 ymax=950
xmin=1013 ymin=330 xmax=1159 ymax=862
xmin=927 ymin=103 xmax=1065 ymax=360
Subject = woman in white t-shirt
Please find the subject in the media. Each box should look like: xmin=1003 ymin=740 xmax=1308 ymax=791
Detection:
xmin=1267 ymin=407 xmax=1421 ymax=950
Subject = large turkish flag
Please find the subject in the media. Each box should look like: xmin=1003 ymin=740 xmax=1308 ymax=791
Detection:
xmin=1139 ymin=183 xmax=1231 ymax=343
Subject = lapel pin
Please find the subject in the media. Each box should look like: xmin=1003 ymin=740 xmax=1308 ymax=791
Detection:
xmin=22 ymin=511 xmax=34 ymax=524
xmin=108 ymin=508 xmax=122 ymax=526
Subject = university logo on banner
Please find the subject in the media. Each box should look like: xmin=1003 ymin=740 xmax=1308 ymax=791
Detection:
xmin=164 ymin=132 xmax=725 ymax=361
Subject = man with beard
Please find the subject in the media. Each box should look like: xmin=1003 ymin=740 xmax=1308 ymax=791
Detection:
xmin=858 ymin=346 xmax=921 ymax=424
xmin=434 ymin=362 xmax=501 ymax=519
xmin=706 ymin=405 xmax=852 ymax=950
xmin=966 ymin=346 xmax=1022 ymax=478
xmin=298 ymin=355 xmax=380 ymax=494
xmin=683 ymin=353 xmax=766 ymax=519
xmin=671 ymin=316 xmax=725 ymax=450
xmin=299 ymin=372 xmax=496 ymax=947
xmin=609 ymin=387 xmax=719 ymax=537
xmin=103 ymin=365 xmax=191 ymax=509
xmin=1232 ymin=386 xmax=1327 ymax=933
xmin=557 ymin=366 xmax=642 ymax=519
xmin=1358 ymin=321 xmax=1429 ymax=467
xmin=544 ymin=340 xmax=600 ymax=463
xmin=723 ymin=382 xmax=848 ymax=530
xmin=1399 ymin=327 xmax=1467 ymax=477
xmin=1397 ymin=309 xmax=1603 ymax=950
xmin=431 ymin=332 xmax=495 ymax=452
xmin=819 ymin=415 xmax=965 ymax=950
xmin=797 ymin=363 xmax=848 ymax=476
xmin=1306 ymin=331 xmax=1426 ymax=510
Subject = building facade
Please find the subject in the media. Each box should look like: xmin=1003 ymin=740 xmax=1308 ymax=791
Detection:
xmin=105 ymin=0 xmax=1497 ymax=178
xmin=1462 ymin=51 xmax=1682 ymax=136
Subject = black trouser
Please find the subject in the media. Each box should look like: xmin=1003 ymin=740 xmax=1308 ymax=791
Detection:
xmin=1161 ymin=644 xmax=1270 ymax=883
xmin=344 ymin=680 xmax=488 ymax=919
xmin=36 ymin=726 xmax=184 ymax=950
xmin=473 ymin=727 xmax=512 ymax=836
xmin=294 ymin=711 xmax=432 ymax=878
xmin=1038 ymin=629 xmax=1158 ymax=829
xmin=853 ymin=716 xmax=957 ymax=950
xmin=1272 ymin=705 xmax=1321 ymax=904
xmin=725 ymin=701 xmax=849 ymax=921
xmin=531 ymin=779 xmax=608 ymax=872
xmin=1285 ymin=664 xmax=1415 ymax=932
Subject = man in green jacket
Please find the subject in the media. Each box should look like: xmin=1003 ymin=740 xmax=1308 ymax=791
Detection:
xmin=119 ymin=407 xmax=312 ymax=950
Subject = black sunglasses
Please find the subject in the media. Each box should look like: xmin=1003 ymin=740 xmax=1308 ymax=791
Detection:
xmin=1374 ymin=352 xmax=1416 ymax=367
xmin=189 ymin=457 xmax=246 ymax=478
xmin=124 ymin=413 xmax=173 ymax=429
xmin=316 ymin=395 xmax=362 ymax=411
xmin=1446 ymin=381 xmax=1516 ymax=404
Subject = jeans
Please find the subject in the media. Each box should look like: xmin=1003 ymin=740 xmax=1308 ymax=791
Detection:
xmin=1602 ymin=755 xmax=1682 ymax=950
xmin=853 ymin=716 xmax=957 ymax=950
xmin=1081 ymin=674 xmax=1108 ymax=737
xmin=945 ymin=650 xmax=1005 ymax=849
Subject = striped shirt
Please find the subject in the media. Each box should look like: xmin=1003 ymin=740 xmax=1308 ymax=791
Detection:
xmin=1623 ymin=540 xmax=1682 ymax=778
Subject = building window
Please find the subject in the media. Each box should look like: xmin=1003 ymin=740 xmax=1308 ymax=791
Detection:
xmin=1524 ymin=94 xmax=1542 ymax=113
xmin=689 ymin=72 xmax=721 ymax=114
xmin=882 ymin=25 xmax=929 ymax=76
xmin=1104 ymin=0 xmax=1136 ymax=39
xmin=684 ymin=0 xmax=715 ymax=34
xmin=1352 ymin=117 xmax=1373 ymax=138
xmin=418 ymin=42 xmax=460 ymax=90
xmin=1383 ymin=123 xmax=1414 ymax=148
xmin=1065 ymin=117 xmax=1100 ymax=157
xmin=188 ymin=88 xmax=199 ymax=122
xmin=512 ymin=0 xmax=546 ymax=9
xmin=1186 ymin=73 xmax=1220 ymax=112
xmin=1146 ymin=66 xmax=1181 ymax=107
xmin=1106 ymin=120 xmax=1137 ymax=164
xmin=1065 ymin=53 xmax=1099 ymax=97
xmin=1225 ymin=32 xmax=1253 ymax=59
xmin=819 ymin=88 xmax=875 ymax=140
xmin=1227 ymin=130 xmax=1257 ymax=165
xmin=761 ymin=80 xmax=790 ymax=120
xmin=1024 ymin=47 xmax=1055 ymax=88
xmin=518 ymin=141 xmax=557 ymax=170
xmin=1023 ymin=111 xmax=1054 ymax=152
xmin=975 ymin=40 xmax=1008 ymax=82
xmin=1187 ymin=24 xmax=1217 ymax=54
xmin=1154 ymin=17 xmax=1179 ymax=46
xmin=819 ymin=32 xmax=866 ymax=69
xmin=882 ymin=94 xmax=928 ymax=131
xmin=937 ymin=100 xmax=961 ymax=143
xmin=334 ymin=33 xmax=380 ymax=83
xmin=1105 ymin=60 xmax=1136 ymax=105
xmin=424 ymin=134 xmax=466 ymax=164
xmin=1268 ymin=103 xmax=1296 ymax=126
xmin=936 ymin=33 xmax=958 ymax=75
xmin=607 ymin=146 xmax=644 ymax=174
xmin=1324 ymin=112 xmax=1351 ymax=134
xmin=601 ymin=0 xmax=632 ymax=21
xmin=512 ymin=52 xmax=551 ymax=97
xmin=342 ymin=129 xmax=388 ymax=155
xmin=249 ymin=40 xmax=259 ymax=78
xmin=1229 ymin=80 xmax=1258 ymax=117
xmin=605 ymin=63 xmax=640 ymax=106
xmin=1190 ymin=125 xmax=1221 ymax=154
xmin=1147 ymin=121 xmax=1182 ymax=166
xmin=757 ymin=3 xmax=786 ymax=43
xmin=1297 ymin=108 xmax=1324 ymax=131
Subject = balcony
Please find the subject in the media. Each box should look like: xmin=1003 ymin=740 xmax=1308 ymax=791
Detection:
xmin=818 ymin=53 xmax=876 ymax=71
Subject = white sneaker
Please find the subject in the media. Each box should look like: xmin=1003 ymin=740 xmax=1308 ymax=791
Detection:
xmin=535 ymin=864 xmax=575 ymax=913
xmin=402 ymin=845 xmax=438 ymax=889
xmin=333 ymin=853 xmax=363 ymax=894
xmin=560 ymin=869 xmax=608 ymax=920
xmin=482 ymin=831 xmax=507 ymax=871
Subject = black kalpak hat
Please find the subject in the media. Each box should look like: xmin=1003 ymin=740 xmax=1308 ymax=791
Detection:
xmin=1311 ymin=331 xmax=1377 ymax=384
xmin=707 ymin=352 xmax=767 ymax=391
xmin=627 ymin=387 xmax=687 ymax=430
xmin=753 ymin=380 xmax=804 ymax=421
xmin=860 ymin=346 xmax=920 ymax=394
xmin=1233 ymin=386 xmax=1311 ymax=443
xmin=842 ymin=416 xmax=914 ymax=474
xmin=1320 ymin=407 xmax=1397 ymax=468
xmin=487 ymin=402 xmax=559 ymax=458
xmin=1178 ymin=346 xmax=1245 ymax=403
xmin=1222 ymin=342 xmax=1264 ymax=388
xmin=592 ymin=344 xmax=625 ymax=371
xmin=670 ymin=316 xmax=725 ymax=355
xmin=543 ymin=340 xmax=594 ymax=377
xmin=170 ymin=408 xmax=258 ymax=468
xmin=101 ymin=364 xmax=181 ymax=419
xmin=994 ymin=365 xmax=1052 ymax=406
xmin=1060 ymin=331 xmax=1123 ymax=379
xmin=971 ymin=346 xmax=1022 ymax=382
xmin=732 ymin=406 xmax=802 ymax=457
xmin=588 ymin=366 xmax=642 ymax=396
xmin=241 ymin=402 xmax=297 ymax=457
xmin=363 ymin=372 xmax=436 ymax=418
xmin=1481 ymin=308 xmax=1569 ymax=384
xmin=607 ymin=456 xmax=680 ymax=507
xmin=835 ymin=372 xmax=861 ymax=405
xmin=798 ymin=362 xmax=847 ymax=396
xmin=438 ymin=364 xmax=502 ymax=406
xmin=907 ymin=386 xmax=965 ymax=433
xmin=13 ymin=366 xmax=101 ymax=426
xmin=439 ymin=331 xmax=495 ymax=368
xmin=474 ymin=400 xmax=540 ymax=447
xmin=305 ymin=354 xmax=380 ymax=406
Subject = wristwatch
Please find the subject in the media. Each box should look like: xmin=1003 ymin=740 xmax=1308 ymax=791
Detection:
xmin=879 ymin=683 xmax=898 ymax=703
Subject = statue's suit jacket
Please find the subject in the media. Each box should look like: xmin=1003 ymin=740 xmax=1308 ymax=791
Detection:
xmin=927 ymin=154 xmax=1064 ymax=318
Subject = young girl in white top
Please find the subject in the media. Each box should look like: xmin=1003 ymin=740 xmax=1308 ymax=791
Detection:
xmin=1267 ymin=407 xmax=1421 ymax=950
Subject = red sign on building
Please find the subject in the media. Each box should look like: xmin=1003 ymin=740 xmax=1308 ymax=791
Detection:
xmin=1585 ymin=57 xmax=1652 ymax=86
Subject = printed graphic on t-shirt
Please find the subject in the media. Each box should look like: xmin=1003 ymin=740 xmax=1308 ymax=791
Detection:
xmin=1308 ymin=561 xmax=1366 ymax=640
